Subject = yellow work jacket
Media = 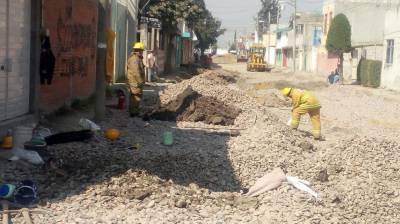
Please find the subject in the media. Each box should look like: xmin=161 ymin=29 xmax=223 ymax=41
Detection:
xmin=290 ymin=89 xmax=321 ymax=110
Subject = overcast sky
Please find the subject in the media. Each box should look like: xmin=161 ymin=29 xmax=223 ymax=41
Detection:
xmin=204 ymin=0 xmax=324 ymax=48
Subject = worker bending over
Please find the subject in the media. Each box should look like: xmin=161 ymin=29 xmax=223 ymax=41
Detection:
xmin=126 ymin=42 xmax=145 ymax=117
xmin=281 ymin=87 xmax=322 ymax=140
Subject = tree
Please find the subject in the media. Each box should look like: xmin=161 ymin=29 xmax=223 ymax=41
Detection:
xmin=145 ymin=0 xmax=225 ymax=55
xmin=145 ymin=0 xmax=204 ymax=30
xmin=326 ymin=13 xmax=352 ymax=80
xmin=194 ymin=10 xmax=226 ymax=55
xmin=258 ymin=0 xmax=280 ymax=32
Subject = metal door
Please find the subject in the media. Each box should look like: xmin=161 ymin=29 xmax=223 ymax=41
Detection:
xmin=0 ymin=0 xmax=31 ymax=122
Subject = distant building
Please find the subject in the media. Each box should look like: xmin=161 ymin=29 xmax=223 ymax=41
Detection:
xmin=262 ymin=24 xmax=278 ymax=65
xmin=381 ymin=2 xmax=400 ymax=90
xmin=295 ymin=13 xmax=323 ymax=73
xmin=319 ymin=0 xmax=387 ymax=82
xmin=275 ymin=27 xmax=293 ymax=68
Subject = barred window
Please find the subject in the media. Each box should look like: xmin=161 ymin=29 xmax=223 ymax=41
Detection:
xmin=386 ymin=39 xmax=394 ymax=64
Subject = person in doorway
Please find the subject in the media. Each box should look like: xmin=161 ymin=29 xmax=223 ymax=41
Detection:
xmin=281 ymin=87 xmax=322 ymax=140
xmin=146 ymin=49 xmax=158 ymax=82
xmin=126 ymin=42 xmax=145 ymax=117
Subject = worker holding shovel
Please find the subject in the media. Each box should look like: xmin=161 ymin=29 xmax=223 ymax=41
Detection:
xmin=281 ymin=87 xmax=322 ymax=140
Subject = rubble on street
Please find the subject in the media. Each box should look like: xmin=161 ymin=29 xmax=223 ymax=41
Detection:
xmin=1 ymin=70 xmax=399 ymax=223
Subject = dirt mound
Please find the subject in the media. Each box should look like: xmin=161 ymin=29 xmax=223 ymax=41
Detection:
xmin=150 ymin=86 xmax=241 ymax=126
xmin=177 ymin=95 xmax=241 ymax=125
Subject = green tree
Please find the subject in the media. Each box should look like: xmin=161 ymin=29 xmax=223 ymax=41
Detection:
xmin=326 ymin=13 xmax=352 ymax=80
xmin=258 ymin=0 xmax=280 ymax=32
xmin=144 ymin=0 xmax=225 ymax=55
xmin=194 ymin=10 xmax=226 ymax=55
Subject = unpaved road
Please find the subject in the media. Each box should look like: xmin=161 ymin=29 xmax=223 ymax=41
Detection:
xmin=219 ymin=62 xmax=400 ymax=145
xmin=2 ymin=64 xmax=400 ymax=223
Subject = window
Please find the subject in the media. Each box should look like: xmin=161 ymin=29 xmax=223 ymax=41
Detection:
xmin=296 ymin=24 xmax=304 ymax=34
xmin=324 ymin=14 xmax=327 ymax=34
xmin=386 ymin=39 xmax=394 ymax=64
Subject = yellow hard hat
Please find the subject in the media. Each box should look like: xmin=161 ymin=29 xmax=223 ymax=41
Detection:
xmin=133 ymin=42 xmax=145 ymax=50
xmin=281 ymin=87 xmax=292 ymax=97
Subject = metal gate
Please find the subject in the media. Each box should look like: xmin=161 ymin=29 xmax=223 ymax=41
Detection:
xmin=0 ymin=0 xmax=31 ymax=121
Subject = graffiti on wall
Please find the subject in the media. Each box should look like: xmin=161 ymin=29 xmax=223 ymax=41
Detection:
xmin=55 ymin=5 xmax=96 ymax=78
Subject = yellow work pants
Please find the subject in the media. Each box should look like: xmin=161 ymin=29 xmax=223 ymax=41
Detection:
xmin=129 ymin=87 xmax=142 ymax=115
xmin=291 ymin=107 xmax=321 ymax=139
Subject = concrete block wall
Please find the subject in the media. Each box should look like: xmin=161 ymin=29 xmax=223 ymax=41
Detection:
xmin=40 ymin=0 xmax=98 ymax=112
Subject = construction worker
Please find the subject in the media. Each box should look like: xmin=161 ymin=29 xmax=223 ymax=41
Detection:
xmin=126 ymin=42 xmax=145 ymax=117
xmin=281 ymin=87 xmax=322 ymax=140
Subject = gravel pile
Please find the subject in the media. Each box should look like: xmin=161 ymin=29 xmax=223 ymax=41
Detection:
xmin=1 ymin=70 xmax=399 ymax=223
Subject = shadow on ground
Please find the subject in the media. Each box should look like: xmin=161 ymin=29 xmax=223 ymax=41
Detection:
xmin=0 ymin=80 xmax=242 ymax=206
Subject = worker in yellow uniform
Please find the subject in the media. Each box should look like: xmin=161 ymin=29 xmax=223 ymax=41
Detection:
xmin=281 ymin=87 xmax=322 ymax=140
xmin=126 ymin=42 xmax=145 ymax=117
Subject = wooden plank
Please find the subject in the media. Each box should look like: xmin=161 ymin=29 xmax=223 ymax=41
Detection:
xmin=1 ymin=201 xmax=10 ymax=224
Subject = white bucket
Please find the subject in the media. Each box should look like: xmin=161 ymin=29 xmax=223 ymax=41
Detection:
xmin=13 ymin=126 xmax=34 ymax=148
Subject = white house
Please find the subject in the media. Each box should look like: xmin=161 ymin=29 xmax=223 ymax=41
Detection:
xmin=319 ymin=0 xmax=387 ymax=81
xmin=381 ymin=2 xmax=400 ymax=90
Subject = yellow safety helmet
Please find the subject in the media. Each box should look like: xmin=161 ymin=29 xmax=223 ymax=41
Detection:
xmin=133 ymin=42 xmax=145 ymax=50
xmin=281 ymin=87 xmax=292 ymax=97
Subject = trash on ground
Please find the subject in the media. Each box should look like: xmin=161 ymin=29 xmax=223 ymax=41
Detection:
xmin=286 ymin=176 xmax=318 ymax=198
xmin=1 ymin=129 xmax=13 ymax=149
xmin=12 ymin=148 xmax=44 ymax=165
xmin=0 ymin=184 xmax=16 ymax=199
xmin=162 ymin=131 xmax=174 ymax=146
xmin=104 ymin=128 xmax=121 ymax=141
xmin=246 ymin=168 xmax=286 ymax=197
xmin=45 ymin=130 xmax=93 ymax=145
xmin=79 ymin=118 xmax=101 ymax=131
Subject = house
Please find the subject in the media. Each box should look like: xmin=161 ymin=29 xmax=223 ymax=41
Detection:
xmin=0 ymin=0 xmax=41 ymax=135
xmin=40 ymin=0 xmax=99 ymax=112
xmin=381 ymin=2 xmax=400 ymax=90
xmin=295 ymin=13 xmax=323 ymax=73
xmin=262 ymin=24 xmax=277 ymax=65
xmin=319 ymin=0 xmax=387 ymax=81
xmin=275 ymin=27 xmax=293 ymax=68
xmin=110 ymin=0 xmax=141 ymax=83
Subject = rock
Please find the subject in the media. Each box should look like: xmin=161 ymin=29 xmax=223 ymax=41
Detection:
xmin=134 ymin=190 xmax=152 ymax=201
xmin=316 ymin=169 xmax=329 ymax=182
xmin=175 ymin=200 xmax=188 ymax=208
xmin=298 ymin=140 xmax=314 ymax=151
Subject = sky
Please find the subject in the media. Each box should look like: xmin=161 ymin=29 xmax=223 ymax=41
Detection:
xmin=204 ymin=0 xmax=324 ymax=49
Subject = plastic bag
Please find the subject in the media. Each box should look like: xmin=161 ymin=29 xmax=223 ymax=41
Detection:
xmin=13 ymin=148 xmax=44 ymax=165
xmin=246 ymin=168 xmax=286 ymax=197
xmin=287 ymin=118 xmax=292 ymax=126
xmin=79 ymin=118 xmax=101 ymax=131
xmin=286 ymin=176 xmax=318 ymax=198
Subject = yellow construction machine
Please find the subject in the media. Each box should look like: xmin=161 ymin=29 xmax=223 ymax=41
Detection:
xmin=247 ymin=44 xmax=268 ymax=72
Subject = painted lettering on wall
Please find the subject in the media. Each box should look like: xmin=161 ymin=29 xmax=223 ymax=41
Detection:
xmin=55 ymin=10 xmax=96 ymax=78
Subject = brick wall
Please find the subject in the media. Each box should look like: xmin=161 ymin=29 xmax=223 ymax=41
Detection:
xmin=40 ymin=0 xmax=97 ymax=112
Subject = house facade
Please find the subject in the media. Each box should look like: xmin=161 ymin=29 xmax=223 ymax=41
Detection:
xmin=40 ymin=0 xmax=99 ymax=112
xmin=262 ymin=24 xmax=277 ymax=65
xmin=0 ymin=0 xmax=41 ymax=135
xmin=381 ymin=2 xmax=400 ymax=90
xmin=275 ymin=27 xmax=293 ymax=68
xmin=319 ymin=0 xmax=386 ymax=82
xmin=295 ymin=13 xmax=323 ymax=73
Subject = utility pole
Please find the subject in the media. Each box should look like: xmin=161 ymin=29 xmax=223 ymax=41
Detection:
xmin=268 ymin=11 xmax=271 ymax=64
xmin=293 ymin=0 xmax=297 ymax=72
xmin=95 ymin=0 xmax=109 ymax=121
